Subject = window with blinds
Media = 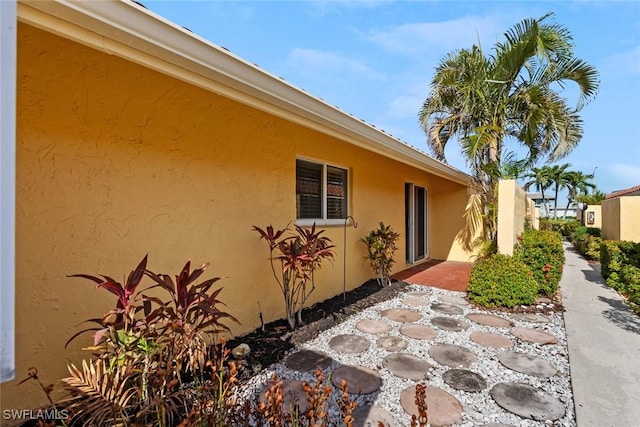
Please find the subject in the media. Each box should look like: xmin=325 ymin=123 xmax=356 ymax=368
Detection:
xmin=296 ymin=159 xmax=348 ymax=220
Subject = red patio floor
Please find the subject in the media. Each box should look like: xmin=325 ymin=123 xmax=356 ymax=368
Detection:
xmin=392 ymin=260 xmax=473 ymax=292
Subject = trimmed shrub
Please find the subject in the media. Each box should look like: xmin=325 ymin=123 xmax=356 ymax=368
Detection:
xmin=514 ymin=229 xmax=565 ymax=296
xmin=621 ymin=265 xmax=640 ymax=314
xmin=571 ymin=226 xmax=602 ymax=260
xmin=601 ymin=240 xmax=640 ymax=288
xmin=468 ymin=254 xmax=538 ymax=308
xmin=540 ymin=218 xmax=580 ymax=239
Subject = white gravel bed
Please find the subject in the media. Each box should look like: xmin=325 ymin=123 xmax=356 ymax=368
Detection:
xmin=239 ymin=285 xmax=575 ymax=426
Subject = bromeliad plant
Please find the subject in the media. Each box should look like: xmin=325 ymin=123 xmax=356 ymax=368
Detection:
xmin=63 ymin=256 xmax=239 ymax=426
xmin=253 ymin=223 xmax=335 ymax=330
xmin=360 ymin=222 xmax=400 ymax=287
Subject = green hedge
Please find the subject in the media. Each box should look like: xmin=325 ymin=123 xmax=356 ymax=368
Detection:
xmin=571 ymin=226 xmax=602 ymax=260
xmin=514 ymin=229 xmax=565 ymax=296
xmin=540 ymin=218 xmax=580 ymax=239
xmin=601 ymin=240 xmax=640 ymax=315
xmin=468 ymin=254 xmax=538 ymax=308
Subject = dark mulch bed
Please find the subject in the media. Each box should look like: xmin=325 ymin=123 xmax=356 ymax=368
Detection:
xmin=224 ymin=279 xmax=410 ymax=383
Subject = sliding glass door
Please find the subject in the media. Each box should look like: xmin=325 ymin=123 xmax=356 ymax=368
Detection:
xmin=405 ymin=183 xmax=428 ymax=263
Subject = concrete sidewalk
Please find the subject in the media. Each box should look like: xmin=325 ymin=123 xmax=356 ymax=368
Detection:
xmin=561 ymin=243 xmax=640 ymax=426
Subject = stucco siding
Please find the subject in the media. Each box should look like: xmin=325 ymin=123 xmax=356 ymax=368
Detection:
xmin=3 ymin=23 xmax=473 ymax=409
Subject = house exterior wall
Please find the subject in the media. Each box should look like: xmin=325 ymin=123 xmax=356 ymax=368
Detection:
xmin=581 ymin=205 xmax=602 ymax=228
xmin=602 ymin=197 xmax=640 ymax=242
xmin=2 ymin=23 xmax=473 ymax=410
xmin=497 ymin=179 xmax=527 ymax=255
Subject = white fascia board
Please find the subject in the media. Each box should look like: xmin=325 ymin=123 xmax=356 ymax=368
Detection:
xmin=18 ymin=0 xmax=471 ymax=186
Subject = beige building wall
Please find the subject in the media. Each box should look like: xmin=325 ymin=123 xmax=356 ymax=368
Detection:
xmin=3 ymin=23 xmax=474 ymax=410
xmin=584 ymin=205 xmax=602 ymax=228
xmin=497 ymin=179 xmax=527 ymax=256
xmin=602 ymin=197 xmax=640 ymax=242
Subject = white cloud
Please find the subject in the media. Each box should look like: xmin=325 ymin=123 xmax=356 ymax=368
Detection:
xmin=365 ymin=15 xmax=505 ymax=55
xmin=284 ymin=48 xmax=384 ymax=80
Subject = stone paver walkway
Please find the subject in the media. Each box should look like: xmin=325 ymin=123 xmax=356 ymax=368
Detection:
xmin=258 ymin=286 xmax=569 ymax=426
xmin=251 ymin=246 xmax=640 ymax=425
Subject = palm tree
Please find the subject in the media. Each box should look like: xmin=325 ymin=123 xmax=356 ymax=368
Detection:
xmin=523 ymin=166 xmax=553 ymax=217
xmin=563 ymin=171 xmax=595 ymax=217
xmin=419 ymin=13 xmax=599 ymax=248
xmin=547 ymin=163 xmax=571 ymax=218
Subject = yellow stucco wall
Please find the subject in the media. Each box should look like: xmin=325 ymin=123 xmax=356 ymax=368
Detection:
xmin=602 ymin=197 xmax=640 ymax=242
xmin=584 ymin=205 xmax=602 ymax=228
xmin=2 ymin=23 xmax=473 ymax=410
xmin=497 ymin=179 xmax=527 ymax=255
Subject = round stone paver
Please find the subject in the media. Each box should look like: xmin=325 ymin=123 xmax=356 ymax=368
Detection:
xmin=285 ymin=349 xmax=332 ymax=372
xmin=400 ymin=324 xmax=437 ymax=340
xmin=402 ymin=296 xmax=431 ymax=307
xmin=498 ymin=351 xmax=557 ymax=377
xmin=356 ymin=319 xmax=391 ymax=335
xmin=511 ymin=327 xmax=559 ymax=345
xmin=512 ymin=313 xmax=550 ymax=323
xmin=429 ymin=344 xmax=477 ymax=368
xmin=380 ymin=308 xmax=421 ymax=323
xmin=438 ymin=294 xmax=469 ymax=306
xmin=353 ymin=405 xmax=396 ymax=427
xmin=431 ymin=302 xmax=464 ymax=315
xmin=466 ymin=313 xmax=513 ymax=328
xmin=260 ymin=380 xmax=308 ymax=414
xmin=443 ymin=369 xmax=487 ymax=392
xmin=331 ymin=365 xmax=382 ymax=395
xmin=404 ymin=291 xmax=431 ymax=298
xmin=431 ymin=316 xmax=470 ymax=331
xmin=382 ymin=353 xmax=433 ymax=380
xmin=328 ymin=334 xmax=369 ymax=354
xmin=401 ymin=385 xmax=463 ymax=426
xmin=377 ymin=335 xmax=407 ymax=351
xmin=490 ymin=382 xmax=565 ymax=421
xmin=470 ymin=331 xmax=514 ymax=348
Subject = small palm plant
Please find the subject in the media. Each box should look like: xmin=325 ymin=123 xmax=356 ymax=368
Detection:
xmin=360 ymin=222 xmax=400 ymax=287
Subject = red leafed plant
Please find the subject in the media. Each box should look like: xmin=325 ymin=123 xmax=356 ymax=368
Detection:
xmin=253 ymin=223 xmax=334 ymax=330
xmin=64 ymin=256 xmax=239 ymax=426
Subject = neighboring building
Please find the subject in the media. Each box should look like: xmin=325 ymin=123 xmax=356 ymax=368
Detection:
xmin=602 ymin=185 xmax=640 ymax=242
xmin=2 ymin=0 xmax=477 ymax=410
xmin=605 ymin=184 xmax=640 ymax=199
xmin=527 ymin=192 xmax=555 ymax=217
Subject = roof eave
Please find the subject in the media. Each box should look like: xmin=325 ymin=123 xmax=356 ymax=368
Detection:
xmin=18 ymin=0 xmax=471 ymax=186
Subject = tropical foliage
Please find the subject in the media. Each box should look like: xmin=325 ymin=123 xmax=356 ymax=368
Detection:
xmin=514 ymin=229 xmax=565 ymax=296
xmin=253 ymin=223 xmax=335 ymax=330
xmin=419 ymin=12 xmax=599 ymax=248
xmin=360 ymin=222 xmax=401 ymax=287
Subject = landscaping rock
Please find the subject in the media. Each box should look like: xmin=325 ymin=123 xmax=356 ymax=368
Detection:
xmin=470 ymin=331 xmax=514 ymax=348
xmin=466 ymin=313 xmax=513 ymax=327
xmin=352 ymin=405 xmax=396 ymax=427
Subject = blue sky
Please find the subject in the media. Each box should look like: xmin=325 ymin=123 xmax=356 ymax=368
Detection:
xmin=144 ymin=0 xmax=639 ymax=198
